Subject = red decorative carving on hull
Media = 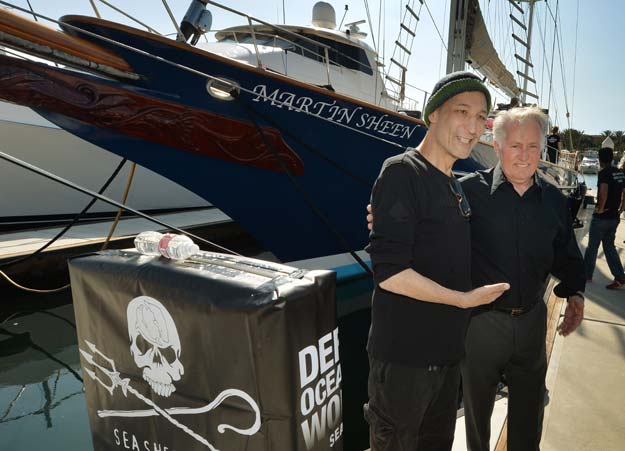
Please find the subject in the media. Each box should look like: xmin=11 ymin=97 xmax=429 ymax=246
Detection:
xmin=0 ymin=56 xmax=304 ymax=175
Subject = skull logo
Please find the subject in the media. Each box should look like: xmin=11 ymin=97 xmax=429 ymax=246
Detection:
xmin=127 ymin=296 xmax=183 ymax=397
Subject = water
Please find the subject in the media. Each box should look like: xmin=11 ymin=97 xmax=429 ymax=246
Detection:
xmin=581 ymin=172 xmax=598 ymax=191
xmin=0 ymin=300 xmax=94 ymax=451
xmin=0 ymin=276 xmax=373 ymax=451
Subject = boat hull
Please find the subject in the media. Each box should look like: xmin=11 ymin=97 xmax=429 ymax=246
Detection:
xmin=0 ymin=15 xmax=490 ymax=262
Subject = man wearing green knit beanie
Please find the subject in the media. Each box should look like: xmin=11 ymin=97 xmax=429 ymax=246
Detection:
xmin=365 ymin=72 xmax=507 ymax=451
xmin=424 ymin=71 xmax=492 ymax=127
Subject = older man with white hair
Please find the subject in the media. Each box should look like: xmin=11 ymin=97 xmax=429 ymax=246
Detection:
xmin=460 ymin=106 xmax=586 ymax=451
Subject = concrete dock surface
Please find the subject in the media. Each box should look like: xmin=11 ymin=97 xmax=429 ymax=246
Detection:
xmin=541 ymin=207 xmax=625 ymax=451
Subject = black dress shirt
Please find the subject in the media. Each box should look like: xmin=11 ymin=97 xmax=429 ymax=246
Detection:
xmin=461 ymin=164 xmax=585 ymax=308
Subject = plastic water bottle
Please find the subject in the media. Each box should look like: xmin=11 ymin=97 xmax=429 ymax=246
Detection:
xmin=133 ymin=231 xmax=200 ymax=260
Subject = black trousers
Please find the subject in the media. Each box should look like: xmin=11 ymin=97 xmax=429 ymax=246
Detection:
xmin=365 ymin=357 xmax=460 ymax=451
xmin=462 ymin=302 xmax=548 ymax=451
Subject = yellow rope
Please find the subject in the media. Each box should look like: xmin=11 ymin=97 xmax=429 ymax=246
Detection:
xmin=0 ymin=269 xmax=70 ymax=293
xmin=101 ymin=162 xmax=136 ymax=250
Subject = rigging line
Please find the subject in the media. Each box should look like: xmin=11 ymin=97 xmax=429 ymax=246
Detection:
xmin=0 ymin=151 xmax=243 ymax=256
xmin=552 ymin=1 xmax=571 ymax=126
xmin=538 ymin=7 xmax=548 ymax=101
xmin=545 ymin=0 xmax=573 ymax=124
xmin=437 ymin=0 xmax=447 ymax=78
xmin=235 ymin=102 xmax=373 ymax=186
xmin=363 ymin=0 xmax=377 ymax=53
xmin=238 ymin=97 xmax=373 ymax=277
xmin=0 ymin=270 xmax=69 ymax=293
xmin=570 ymin=0 xmax=580 ymax=128
xmin=0 ymin=0 xmax=411 ymax=151
xmin=376 ymin=0 xmax=382 ymax=63
xmin=0 ymin=158 xmax=129 ymax=268
xmin=507 ymin=0 xmax=520 ymax=91
xmin=24 ymin=0 xmax=37 ymax=21
xmin=96 ymin=0 xmax=161 ymax=34
xmin=546 ymin=0 xmax=558 ymax=122
xmin=422 ymin=0 xmax=447 ymax=51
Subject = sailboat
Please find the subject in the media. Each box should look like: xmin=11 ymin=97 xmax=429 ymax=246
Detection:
xmin=0 ymin=0 xmax=536 ymax=267
xmin=0 ymin=1 xmax=579 ymax=449
xmin=0 ymin=0 xmax=577 ymax=262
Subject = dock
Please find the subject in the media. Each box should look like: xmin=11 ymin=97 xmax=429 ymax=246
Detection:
xmin=0 ymin=207 xmax=230 ymax=261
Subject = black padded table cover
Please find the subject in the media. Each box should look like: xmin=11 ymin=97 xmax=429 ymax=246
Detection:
xmin=69 ymin=249 xmax=342 ymax=451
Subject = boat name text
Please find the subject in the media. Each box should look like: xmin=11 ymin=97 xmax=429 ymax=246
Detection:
xmin=251 ymin=84 xmax=417 ymax=140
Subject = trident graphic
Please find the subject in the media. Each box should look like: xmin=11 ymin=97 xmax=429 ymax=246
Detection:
xmin=80 ymin=340 xmax=261 ymax=451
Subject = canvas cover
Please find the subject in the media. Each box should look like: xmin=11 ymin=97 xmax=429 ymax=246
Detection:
xmin=69 ymin=250 xmax=342 ymax=451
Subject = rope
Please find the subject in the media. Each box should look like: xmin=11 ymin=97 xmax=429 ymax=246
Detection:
xmin=423 ymin=0 xmax=446 ymax=51
xmin=0 ymin=150 xmax=241 ymax=256
xmin=0 ymin=158 xmax=129 ymax=269
xmin=363 ymin=0 xmax=377 ymax=54
xmin=0 ymin=270 xmax=69 ymax=293
xmin=237 ymin=96 xmax=373 ymax=277
xmin=0 ymin=158 xmax=133 ymax=293
xmin=237 ymin=105 xmax=373 ymax=187
xmin=569 ymin=0 xmax=580 ymax=130
xmin=101 ymin=162 xmax=136 ymax=250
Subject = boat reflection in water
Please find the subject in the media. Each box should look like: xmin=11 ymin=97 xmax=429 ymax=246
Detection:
xmin=0 ymin=302 xmax=93 ymax=451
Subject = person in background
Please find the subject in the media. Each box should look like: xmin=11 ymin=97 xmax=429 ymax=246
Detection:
xmin=546 ymin=125 xmax=561 ymax=163
xmin=365 ymin=71 xmax=510 ymax=451
xmin=583 ymin=147 xmax=625 ymax=289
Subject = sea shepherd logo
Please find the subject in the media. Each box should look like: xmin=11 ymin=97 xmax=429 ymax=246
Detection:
xmin=298 ymin=327 xmax=343 ymax=449
xmin=79 ymin=296 xmax=261 ymax=451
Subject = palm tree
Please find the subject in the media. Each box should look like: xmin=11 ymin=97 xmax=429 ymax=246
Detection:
xmin=614 ymin=130 xmax=625 ymax=152
xmin=614 ymin=131 xmax=625 ymax=161
xmin=601 ymin=130 xmax=613 ymax=138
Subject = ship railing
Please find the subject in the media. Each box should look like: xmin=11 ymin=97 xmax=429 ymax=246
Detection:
xmin=204 ymin=0 xmax=384 ymax=91
xmin=205 ymin=0 xmax=332 ymax=85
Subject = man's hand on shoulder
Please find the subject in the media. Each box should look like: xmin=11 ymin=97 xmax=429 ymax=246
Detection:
xmin=366 ymin=204 xmax=373 ymax=231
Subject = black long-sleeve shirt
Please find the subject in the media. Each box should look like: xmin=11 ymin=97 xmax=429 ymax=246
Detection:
xmin=461 ymin=164 xmax=585 ymax=308
xmin=367 ymin=150 xmax=472 ymax=367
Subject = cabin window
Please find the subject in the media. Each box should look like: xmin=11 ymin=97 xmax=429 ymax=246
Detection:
xmin=220 ymin=31 xmax=373 ymax=76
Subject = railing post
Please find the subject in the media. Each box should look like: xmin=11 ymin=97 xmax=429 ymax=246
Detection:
xmin=324 ymin=47 xmax=331 ymax=86
xmin=248 ymin=17 xmax=262 ymax=68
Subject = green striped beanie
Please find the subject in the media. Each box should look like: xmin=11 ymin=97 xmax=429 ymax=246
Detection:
xmin=423 ymin=71 xmax=491 ymax=127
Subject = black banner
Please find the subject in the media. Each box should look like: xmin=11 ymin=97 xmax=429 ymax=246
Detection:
xmin=69 ymin=250 xmax=342 ymax=451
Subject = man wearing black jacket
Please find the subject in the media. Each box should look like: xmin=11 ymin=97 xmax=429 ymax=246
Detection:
xmin=365 ymin=72 xmax=510 ymax=451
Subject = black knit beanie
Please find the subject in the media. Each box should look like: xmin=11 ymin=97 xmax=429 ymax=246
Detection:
xmin=423 ymin=71 xmax=491 ymax=127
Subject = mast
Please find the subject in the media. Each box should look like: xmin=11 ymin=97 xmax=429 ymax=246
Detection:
xmin=445 ymin=0 xmax=469 ymax=74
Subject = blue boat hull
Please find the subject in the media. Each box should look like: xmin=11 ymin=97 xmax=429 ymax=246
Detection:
xmin=2 ymin=16 xmax=490 ymax=262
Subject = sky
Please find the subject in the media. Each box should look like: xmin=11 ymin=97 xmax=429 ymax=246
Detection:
xmin=4 ymin=0 xmax=625 ymax=135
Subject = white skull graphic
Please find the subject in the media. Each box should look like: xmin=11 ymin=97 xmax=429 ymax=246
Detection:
xmin=127 ymin=296 xmax=183 ymax=397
